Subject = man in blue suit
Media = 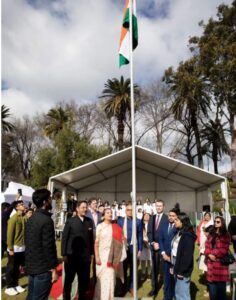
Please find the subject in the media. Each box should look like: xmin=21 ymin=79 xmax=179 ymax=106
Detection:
xmin=117 ymin=202 xmax=143 ymax=296
xmin=158 ymin=208 xmax=178 ymax=300
xmin=148 ymin=199 xmax=168 ymax=297
xmin=85 ymin=197 xmax=102 ymax=282
xmin=85 ymin=197 xmax=102 ymax=232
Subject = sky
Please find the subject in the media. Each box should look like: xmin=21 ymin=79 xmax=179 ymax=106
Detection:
xmin=2 ymin=0 xmax=233 ymax=119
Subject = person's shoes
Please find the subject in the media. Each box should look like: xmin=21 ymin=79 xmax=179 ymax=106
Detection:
xmin=5 ymin=288 xmax=18 ymax=296
xmin=15 ymin=286 xmax=25 ymax=293
xmin=148 ymin=290 xmax=157 ymax=297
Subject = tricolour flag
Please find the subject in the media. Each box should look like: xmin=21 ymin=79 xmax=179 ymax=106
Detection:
xmin=119 ymin=0 xmax=138 ymax=67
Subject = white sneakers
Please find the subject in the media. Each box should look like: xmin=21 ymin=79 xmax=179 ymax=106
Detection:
xmin=5 ymin=286 xmax=25 ymax=296
xmin=5 ymin=288 xmax=18 ymax=296
xmin=15 ymin=286 xmax=25 ymax=293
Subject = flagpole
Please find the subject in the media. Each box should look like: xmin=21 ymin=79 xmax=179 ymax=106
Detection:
xmin=129 ymin=0 xmax=137 ymax=299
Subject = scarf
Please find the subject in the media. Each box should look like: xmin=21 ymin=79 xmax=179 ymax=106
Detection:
xmin=107 ymin=223 xmax=123 ymax=269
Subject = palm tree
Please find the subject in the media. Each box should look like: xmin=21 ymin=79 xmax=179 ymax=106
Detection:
xmin=201 ymin=118 xmax=230 ymax=174
xmin=100 ymin=76 xmax=139 ymax=150
xmin=44 ymin=106 xmax=70 ymax=139
xmin=1 ymin=105 xmax=15 ymax=132
xmin=164 ymin=58 xmax=210 ymax=168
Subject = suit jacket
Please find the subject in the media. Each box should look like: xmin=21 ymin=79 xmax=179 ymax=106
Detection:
xmin=85 ymin=210 xmax=102 ymax=229
xmin=147 ymin=213 xmax=168 ymax=246
xmin=61 ymin=215 xmax=94 ymax=261
xmin=158 ymin=222 xmax=177 ymax=256
xmin=117 ymin=217 xmax=143 ymax=251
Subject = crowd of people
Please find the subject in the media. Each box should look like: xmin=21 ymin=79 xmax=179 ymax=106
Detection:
xmin=1 ymin=190 xmax=236 ymax=300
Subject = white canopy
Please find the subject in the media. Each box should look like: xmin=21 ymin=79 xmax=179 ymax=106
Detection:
xmin=2 ymin=181 xmax=35 ymax=204
xmin=49 ymin=146 xmax=227 ymax=214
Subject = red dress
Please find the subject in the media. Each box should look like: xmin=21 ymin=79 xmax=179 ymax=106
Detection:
xmin=205 ymin=233 xmax=230 ymax=282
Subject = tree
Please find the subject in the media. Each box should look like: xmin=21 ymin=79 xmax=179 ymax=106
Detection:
xmin=189 ymin=1 xmax=236 ymax=178
xmin=44 ymin=106 xmax=71 ymax=139
xmin=201 ymin=118 xmax=230 ymax=173
xmin=7 ymin=116 xmax=40 ymax=180
xmin=1 ymin=105 xmax=14 ymax=132
xmin=100 ymin=76 xmax=139 ymax=150
xmin=163 ymin=57 xmax=210 ymax=167
xmin=30 ymin=147 xmax=57 ymax=188
xmin=137 ymin=81 xmax=174 ymax=153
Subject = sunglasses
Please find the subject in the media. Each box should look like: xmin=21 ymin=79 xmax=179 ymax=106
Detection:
xmin=214 ymin=220 xmax=221 ymax=224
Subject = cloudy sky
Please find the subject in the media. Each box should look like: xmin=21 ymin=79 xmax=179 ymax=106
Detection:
xmin=2 ymin=0 xmax=232 ymax=119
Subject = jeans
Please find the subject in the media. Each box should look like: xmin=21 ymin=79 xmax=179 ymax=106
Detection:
xmin=175 ymin=276 xmax=191 ymax=300
xmin=208 ymin=282 xmax=226 ymax=300
xmin=27 ymin=271 xmax=52 ymax=300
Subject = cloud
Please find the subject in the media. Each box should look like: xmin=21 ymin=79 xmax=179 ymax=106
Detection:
xmin=1 ymin=88 xmax=51 ymax=118
xmin=2 ymin=0 xmax=232 ymax=118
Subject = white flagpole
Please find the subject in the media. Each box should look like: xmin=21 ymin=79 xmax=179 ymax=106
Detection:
xmin=129 ymin=0 xmax=137 ymax=299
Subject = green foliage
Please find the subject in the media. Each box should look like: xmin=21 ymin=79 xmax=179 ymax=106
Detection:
xmin=30 ymin=147 xmax=57 ymax=188
xmin=44 ymin=106 xmax=73 ymax=139
xmin=163 ymin=58 xmax=210 ymax=167
xmin=100 ymin=76 xmax=139 ymax=150
xmin=1 ymin=105 xmax=15 ymax=132
xmin=28 ymin=126 xmax=111 ymax=187
xmin=163 ymin=1 xmax=236 ymax=173
xmin=72 ymin=140 xmax=111 ymax=167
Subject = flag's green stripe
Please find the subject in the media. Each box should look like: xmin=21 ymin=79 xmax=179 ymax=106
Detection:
xmin=119 ymin=54 xmax=129 ymax=67
xmin=122 ymin=8 xmax=138 ymax=50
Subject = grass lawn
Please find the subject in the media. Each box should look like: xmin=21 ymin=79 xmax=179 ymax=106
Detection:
xmin=1 ymin=241 xmax=233 ymax=299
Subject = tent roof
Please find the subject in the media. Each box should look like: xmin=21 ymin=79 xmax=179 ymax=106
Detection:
xmin=2 ymin=181 xmax=35 ymax=203
xmin=49 ymin=145 xmax=225 ymax=191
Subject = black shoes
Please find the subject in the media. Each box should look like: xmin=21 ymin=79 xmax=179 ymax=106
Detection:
xmin=148 ymin=290 xmax=157 ymax=297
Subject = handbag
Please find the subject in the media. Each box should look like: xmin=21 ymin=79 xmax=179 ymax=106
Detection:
xmin=220 ymin=251 xmax=236 ymax=266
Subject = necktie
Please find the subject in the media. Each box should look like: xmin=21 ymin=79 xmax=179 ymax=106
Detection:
xmin=155 ymin=214 xmax=160 ymax=231
xmin=168 ymin=223 xmax=173 ymax=234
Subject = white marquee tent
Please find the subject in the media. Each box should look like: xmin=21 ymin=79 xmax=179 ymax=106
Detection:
xmin=2 ymin=181 xmax=35 ymax=204
xmin=49 ymin=146 xmax=229 ymax=221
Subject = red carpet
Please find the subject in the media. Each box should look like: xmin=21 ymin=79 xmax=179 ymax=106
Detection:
xmin=50 ymin=264 xmax=63 ymax=299
xmin=50 ymin=264 xmax=94 ymax=300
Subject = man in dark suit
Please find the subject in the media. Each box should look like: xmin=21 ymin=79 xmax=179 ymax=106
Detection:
xmin=62 ymin=201 xmax=94 ymax=300
xmin=158 ymin=208 xmax=178 ymax=300
xmin=117 ymin=202 xmax=143 ymax=295
xmin=148 ymin=199 xmax=168 ymax=297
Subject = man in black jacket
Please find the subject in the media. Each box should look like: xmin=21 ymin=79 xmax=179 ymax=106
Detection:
xmin=25 ymin=189 xmax=58 ymax=300
xmin=62 ymin=200 xmax=94 ymax=300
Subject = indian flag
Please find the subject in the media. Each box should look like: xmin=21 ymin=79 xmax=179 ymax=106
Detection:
xmin=119 ymin=0 xmax=138 ymax=67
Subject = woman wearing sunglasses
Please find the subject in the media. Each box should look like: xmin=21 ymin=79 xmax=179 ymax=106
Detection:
xmin=205 ymin=216 xmax=230 ymax=300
